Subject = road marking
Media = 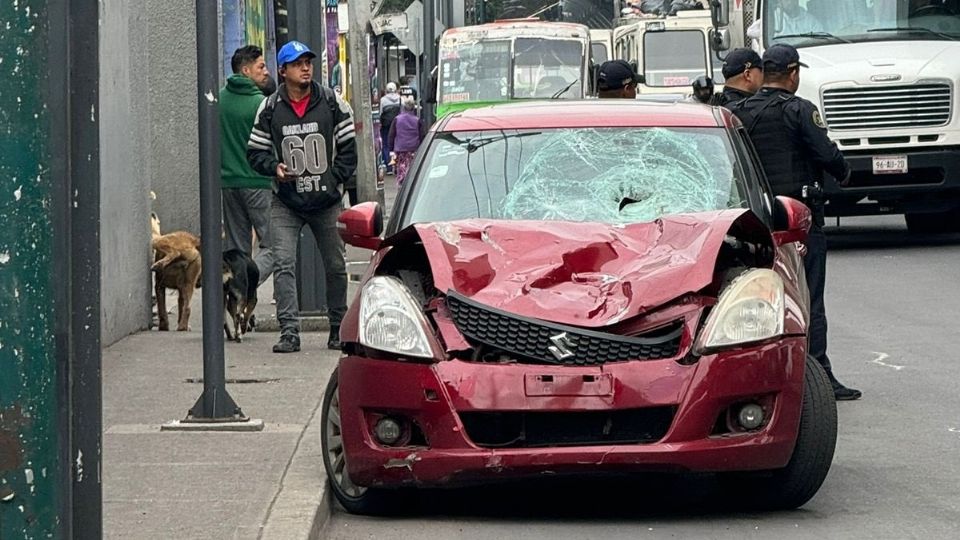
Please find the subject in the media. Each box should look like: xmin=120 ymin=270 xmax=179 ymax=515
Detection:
xmin=949 ymin=428 xmax=960 ymax=435
xmin=868 ymin=351 xmax=905 ymax=371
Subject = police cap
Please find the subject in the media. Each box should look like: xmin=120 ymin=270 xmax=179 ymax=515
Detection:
xmin=722 ymin=48 xmax=762 ymax=79
xmin=762 ymin=44 xmax=808 ymax=73
xmin=598 ymin=60 xmax=639 ymax=91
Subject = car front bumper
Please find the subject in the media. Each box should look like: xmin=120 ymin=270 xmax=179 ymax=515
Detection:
xmin=337 ymin=338 xmax=806 ymax=488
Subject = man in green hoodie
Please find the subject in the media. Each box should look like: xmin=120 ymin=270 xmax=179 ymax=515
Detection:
xmin=221 ymin=45 xmax=274 ymax=282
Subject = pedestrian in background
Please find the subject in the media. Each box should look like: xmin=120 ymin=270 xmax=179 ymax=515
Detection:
xmin=596 ymin=60 xmax=639 ymax=99
xmin=379 ymin=82 xmax=401 ymax=174
xmin=247 ymin=40 xmax=357 ymax=353
xmin=220 ymin=45 xmax=275 ymax=283
xmin=388 ymin=97 xmax=425 ymax=186
xmin=731 ymin=44 xmax=861 ymax=401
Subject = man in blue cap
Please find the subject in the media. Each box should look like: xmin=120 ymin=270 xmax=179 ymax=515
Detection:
xmin=731 ymin=43 xmax=860 ymax=401
xmin=247 ymin=40 xmax=357 ymax=353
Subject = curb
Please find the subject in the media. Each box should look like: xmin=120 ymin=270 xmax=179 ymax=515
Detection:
xmin=259 ymin=399 xmax=332 ymax=540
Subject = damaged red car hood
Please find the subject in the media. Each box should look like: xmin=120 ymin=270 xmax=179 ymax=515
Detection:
xmin=388 ymin=210 xmax=763 ymax=328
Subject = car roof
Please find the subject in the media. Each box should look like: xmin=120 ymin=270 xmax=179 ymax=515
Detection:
xmin=438 ymin=100 xmax=736 ymax=132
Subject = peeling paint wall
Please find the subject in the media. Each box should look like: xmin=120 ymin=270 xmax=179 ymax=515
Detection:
xmin=0 ymin=1 xmax=64 ymax=536
xmin=98 ymin=0 xmax=200 ymax=345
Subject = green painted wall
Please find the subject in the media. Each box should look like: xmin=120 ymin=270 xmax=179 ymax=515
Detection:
xmin=0 ymin=1 xmax=63 ymax=537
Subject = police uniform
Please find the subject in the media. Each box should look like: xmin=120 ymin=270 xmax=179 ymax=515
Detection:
xmin=715 ymin=48 xmax=762 ymax=108
xmin=731 ymin=44 xmax=860 ymax=400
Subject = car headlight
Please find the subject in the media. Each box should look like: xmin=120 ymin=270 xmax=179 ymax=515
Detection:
xmin=359 ymin=276 xmax=435 ymax=358
xmin=696 ymin=269 xmax=785 ymax=353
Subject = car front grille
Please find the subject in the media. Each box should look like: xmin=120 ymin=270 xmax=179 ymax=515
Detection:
xmin=445 ymin=291 xmax=683 ymax=366
xmin=822 ymin=83 xmax=952 ymax=131
xmin=459 ymin=407 xmax=676 ymax=448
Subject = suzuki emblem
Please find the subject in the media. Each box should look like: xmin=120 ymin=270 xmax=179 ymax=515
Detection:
xmin=870 ymin=74 xmax=902 ymax=82
xmin=548 ymin=332 xmax=576 ymax=361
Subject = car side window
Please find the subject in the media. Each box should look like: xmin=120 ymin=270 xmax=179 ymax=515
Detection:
xmin=734 ymin=127 xmax=775 ymax=222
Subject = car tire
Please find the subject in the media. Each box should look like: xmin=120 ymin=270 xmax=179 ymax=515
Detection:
xmin=321 ymin=367 xmax=394 ymax=515
xmin=723 ymin=355 xmax=838 ymax=510
xmin=905 ymin=209 xmax=960 ymax=234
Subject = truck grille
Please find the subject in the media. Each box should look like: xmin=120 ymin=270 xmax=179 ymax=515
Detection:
xmin=445 ymin=291 xmax=683 ymax=366
xmin=822 ymin=83 xmax=952 ymax=131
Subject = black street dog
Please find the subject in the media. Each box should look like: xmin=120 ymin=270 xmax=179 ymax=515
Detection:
xmin=222 ymin=249 xmax=259 ymax=342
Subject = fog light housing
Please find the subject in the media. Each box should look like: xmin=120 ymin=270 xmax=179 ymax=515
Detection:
xmin=374 ymin=417 xmax=403 ymax=445
xmin=737 ymin=403 xmax=765 ymax=430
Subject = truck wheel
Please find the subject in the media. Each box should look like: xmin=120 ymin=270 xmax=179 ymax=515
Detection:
xmin=905 ymin=209 xmax=960 ymax=234
xmin=722 ymin=355 xmax=838 ymax=510
xmin=321 ymin=368 xmax=394 ymax=515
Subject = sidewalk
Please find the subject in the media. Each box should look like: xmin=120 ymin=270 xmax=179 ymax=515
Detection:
xmin=103 ymin=181 xmax=398 ymax=539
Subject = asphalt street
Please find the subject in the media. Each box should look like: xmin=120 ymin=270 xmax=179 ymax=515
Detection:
xmin=324 ymin=215 xmax=960 ymax=540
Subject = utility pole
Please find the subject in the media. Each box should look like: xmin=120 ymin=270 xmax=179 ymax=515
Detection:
xmin=347 ymin=0 xmax=382 ymax=204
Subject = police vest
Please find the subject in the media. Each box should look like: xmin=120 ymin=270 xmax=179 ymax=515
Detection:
xmin=734 ymin=93 xmax=814 ymax=199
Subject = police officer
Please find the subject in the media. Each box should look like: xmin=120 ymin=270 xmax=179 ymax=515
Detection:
xmin=731 ymin=43 xmax=861 ymax=401
xmin=717 ymin=48 xmax=763 ymax=107
xmin=597 ymin=60 xmax=639 ymax=99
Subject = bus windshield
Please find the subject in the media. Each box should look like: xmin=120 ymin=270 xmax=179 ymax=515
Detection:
xmin=764 ymin=0 xmax=960 ymax=48
xmin=439 ymin=37 xmax=584 ymax=103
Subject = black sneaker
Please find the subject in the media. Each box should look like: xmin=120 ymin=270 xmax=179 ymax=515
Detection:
xmin=272 ymin=334 xmax=301 ymax=353
xmin=833 ymin=382 xmax=862 ymax=401
xmin=327 ymin=326 xmax=341 ymax=350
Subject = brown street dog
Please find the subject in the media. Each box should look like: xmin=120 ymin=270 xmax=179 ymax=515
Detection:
xmin=152 ymin=229 xmax=202 ymax=331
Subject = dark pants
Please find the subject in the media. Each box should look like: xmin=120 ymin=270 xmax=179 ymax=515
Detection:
xmin=380 ymin=125 xmax=392 ymax=169
xmin=270 ymin=196 xmax=347 ymax=337
xmin=804 ymin=223 xmax=831 ymax=374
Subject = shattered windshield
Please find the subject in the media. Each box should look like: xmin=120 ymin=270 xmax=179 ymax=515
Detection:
xmin=764 ymin=0 xmax=960 ymax=48
xmin=402 ymin=127 xmax=748 ymax=227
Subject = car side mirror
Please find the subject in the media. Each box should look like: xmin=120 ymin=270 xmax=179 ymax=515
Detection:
xmin=337 ymin=202 xmax=384 ymax=250
xmin=772 ymin=196 xmax=812 ymax=245
xmin=710 ymin=0 xmax=730 ymax=27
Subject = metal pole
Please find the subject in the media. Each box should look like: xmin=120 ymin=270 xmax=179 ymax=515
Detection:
xmin=423 ymin=0 xmax=437 ymax=126
xmin=187 ymin=0 xmax=245 ymax=422
xmin=348 ymin=0 xmax=381 ymax=204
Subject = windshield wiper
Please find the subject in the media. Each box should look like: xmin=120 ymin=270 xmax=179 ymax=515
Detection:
xmin=463 ymin=132 xmax=542 ymax=153
xmin=551 ymin=78 xmax=579 ymax=99
xmin=868 ymin=27 xmax=958 ymax=41
xmin=774 ymin=32 xmax=852 ymax=44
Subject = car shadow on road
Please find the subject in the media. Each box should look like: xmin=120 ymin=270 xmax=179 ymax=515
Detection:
xmin=374 ymin=474 xmax=810 ymax=522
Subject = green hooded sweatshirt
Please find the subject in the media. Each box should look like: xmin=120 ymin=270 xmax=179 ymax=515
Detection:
xmin=220 ymin=75 xmax=272 ymax=189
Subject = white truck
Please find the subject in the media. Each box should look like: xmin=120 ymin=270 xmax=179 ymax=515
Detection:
xmin=711 ymin=0 xmax=960 ymax=233
xmin=613 ymin=2 xmax=725 ymax=96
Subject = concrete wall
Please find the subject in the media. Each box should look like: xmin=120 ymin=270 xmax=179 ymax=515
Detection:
xmin=99 ymin=0 xmax=201 ymax=345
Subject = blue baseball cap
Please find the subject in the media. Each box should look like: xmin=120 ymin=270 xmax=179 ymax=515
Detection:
xmin=277 ymin=41 xmax=316 ymax=66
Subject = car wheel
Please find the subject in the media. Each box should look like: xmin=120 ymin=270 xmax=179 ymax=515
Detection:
xmin=905 ymin=209 xmax=960 ymax=234
xmin=723 ymin=355 xmax=838 ymax=510
xmin=321 ymin=367 xmax=393 ymax=515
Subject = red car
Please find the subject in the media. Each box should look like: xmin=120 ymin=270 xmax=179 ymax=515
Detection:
xmin=324 ymin=101 xmax=837 ymax=514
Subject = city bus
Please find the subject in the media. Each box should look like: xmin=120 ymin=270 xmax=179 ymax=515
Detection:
xmin=434 ymin=20 xmax=593 ymax=118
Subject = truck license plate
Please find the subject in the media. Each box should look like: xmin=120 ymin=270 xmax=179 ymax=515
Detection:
xmin=872 ymin=155 xmax=908 ymax=175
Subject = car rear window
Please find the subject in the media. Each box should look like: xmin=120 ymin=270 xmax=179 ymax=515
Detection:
xmin=401 ymin=127 xmax=749 ymax=228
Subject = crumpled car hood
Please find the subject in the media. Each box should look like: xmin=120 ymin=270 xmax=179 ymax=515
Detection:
xmin=386 ymin=210 xmax=764 ymax=328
